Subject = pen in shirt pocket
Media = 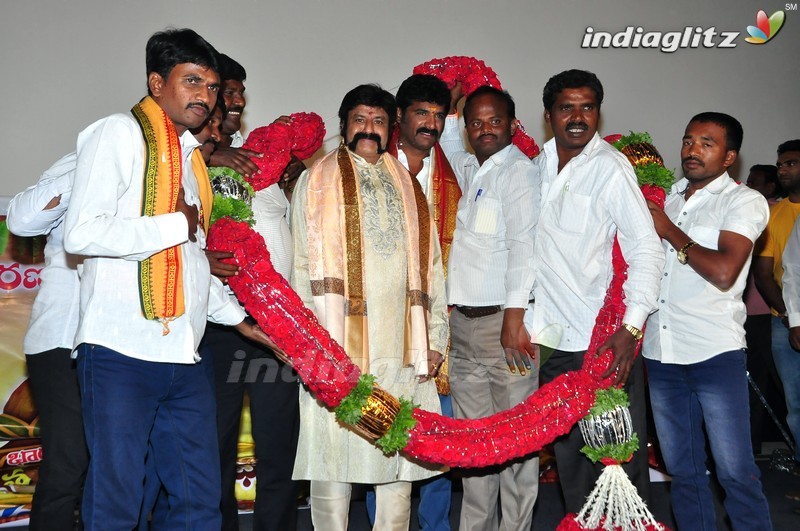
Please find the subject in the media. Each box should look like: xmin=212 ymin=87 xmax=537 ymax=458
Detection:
xmin=475 ymin=188 xmax=483 ymax=200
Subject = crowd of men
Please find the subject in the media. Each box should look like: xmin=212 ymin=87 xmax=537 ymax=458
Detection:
xmin=7 ymin=26 xmax=799 ymax=531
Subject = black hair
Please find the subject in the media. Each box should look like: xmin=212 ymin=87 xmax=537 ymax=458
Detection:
xmin=218 ymin=53 xmax=246 ymax=82
xmin=689 ymin=112 xmax=744 ymax=153
xmin=463 ymin=85 xmax=515 ymax=122
xmin=778 ymin=139 xmax=800 ymax=156
xmin=338 ymin=84 xmax=397 ymax=137
xmin=750 ymin=164 xmax=778 ymax=184
xmin=145 ymin=28 xmax=219 ymax=92
xmin=542 ymin=69 xmax=604 ymax=112
xmin=396 ymin=74 xmax=450 ymax=114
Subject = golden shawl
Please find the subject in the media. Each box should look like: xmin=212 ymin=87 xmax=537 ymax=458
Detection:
xmin=304 ymin=144 xmax=437 ymax=375
xmin=131 ymin=96 xmax=213 ymax=333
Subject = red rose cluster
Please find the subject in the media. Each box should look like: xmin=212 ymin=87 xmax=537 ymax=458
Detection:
xmin=241 ymin=112 xmax=325 ymax=191
xmin=207 ymin=217 xmax=360 ymax=407
xmin=412 ymin=56 xmax=540 ymax=158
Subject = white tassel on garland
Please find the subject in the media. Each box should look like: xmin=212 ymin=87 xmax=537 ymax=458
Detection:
xmin=574 ymin=464 xmax=664 ymax=531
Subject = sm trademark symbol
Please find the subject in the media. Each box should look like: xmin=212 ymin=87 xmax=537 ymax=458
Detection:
xmin=787 ymin=3 xmax=798 ymax=10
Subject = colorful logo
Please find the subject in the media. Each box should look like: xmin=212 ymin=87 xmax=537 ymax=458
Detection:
xmin=745 ymin=9 xmax=786 ymax=44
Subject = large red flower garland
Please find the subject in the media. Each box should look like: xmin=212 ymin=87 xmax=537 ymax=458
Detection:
xmin=207 ymin=181 xmax=666 ymax=468
xmin=413 ymin=56 xmax=540 ymax=158
xmin=240 ymin=112 xmax=325 ymax=191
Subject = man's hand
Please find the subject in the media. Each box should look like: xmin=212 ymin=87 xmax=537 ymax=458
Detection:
xmin=599 ymin=327 xmax=638 ymax=386
xmin=646 ymin=199 xmax=676 ymax=239
xmin=418 ymin=350 xmax=444 ymax=383
xmin=790 ymin=326 xmax=800 ymax=351
xmin=449 ymin=81 xmax=463 ymax=115
xmin=280 ymin=155 xmax=306 ymax=198
xmin=44 ymin=195 xmax=61 ymax=210
xmin=205 ymin=250 xmax=239 ymax=281
xmin=209 ymin=146 xmax=261 ymax=177
xmin=501 ymin=308 xmax=536 ymax=375
xmin=234 ymin=320 xmax=293 ymax=366
xmin=175 ymin=187 xmax=198 ymax=242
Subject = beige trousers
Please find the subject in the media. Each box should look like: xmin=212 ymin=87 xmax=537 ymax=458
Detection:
xmin=450 ymin=310 xmax=540 ymax=531
xmin=310 ymin=480 xmax=412 ymax=531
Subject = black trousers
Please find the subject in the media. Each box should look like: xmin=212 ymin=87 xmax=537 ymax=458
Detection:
xmin=539 ymin=349 xmax=651 ymax=514
xmin=26 ymin=348 xmax=89 ymax=531
xmin=201 ymin=324 xmax=300 ymax=531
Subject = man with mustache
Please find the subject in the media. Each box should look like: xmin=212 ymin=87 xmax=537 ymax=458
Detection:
xmin=290 ymin=84 xmax=448 ymax=531
xmin=441 ymin=85 xmax=540 ymax=531
xmin=364 ymin=73 xmax=457 ymax=531
xmin=643 ymin=113 xmax=771 ymax=530
xmin=754 ymin=139 xmax=800 ymax=476
xmin=62 ymin=29 xmax=274 ymax=529
xmin=209 ymin=54 xmax=261 ymax=178
xmin=532 ymin=69 xmax=663 ymax=513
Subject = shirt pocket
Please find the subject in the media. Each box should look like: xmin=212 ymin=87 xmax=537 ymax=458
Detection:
xmin=688 ymin=225 xmax=720 ymax=250
xmin=558 ymin=192 xmax=591 ymax=234
xmin=468 ymin=196 xmax=502 ymax=236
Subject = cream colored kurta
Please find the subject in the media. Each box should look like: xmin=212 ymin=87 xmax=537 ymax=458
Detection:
xmin=290 ymin=152 xmax=448 ymax=484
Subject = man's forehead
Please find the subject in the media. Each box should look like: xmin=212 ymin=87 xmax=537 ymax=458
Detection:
xmin=405 ymin=101 xmax=446 ymax=112
xmin=779 ymin=151 xmax=800 ymax=161
xmin=349 ymin=105 xmax=388 ymax=118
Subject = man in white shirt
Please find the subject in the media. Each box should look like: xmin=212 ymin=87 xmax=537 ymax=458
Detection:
xmin=441 ymin=85 xmax=540 ymax=531
xmin=532 ymin=69 xmax=664 ymax=513
xmin=7 ymin=154 xmax=87 ymax=530
xmin=63 ymin=29 xmax=272 ymax=530
xmin=643 ymin=112 xmax=771 ymax=530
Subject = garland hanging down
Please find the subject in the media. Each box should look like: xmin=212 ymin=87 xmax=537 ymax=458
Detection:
xmin=208 ymin=129 xmax=674 ymax=468
xmin=412 ymin=56 xmax=540 ymax=158
xmin=240 ymin=112 xmax=325 ymax=191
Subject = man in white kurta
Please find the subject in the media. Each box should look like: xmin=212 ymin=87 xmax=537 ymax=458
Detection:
xmin=291 ymin=84 xmax=448 ymax=531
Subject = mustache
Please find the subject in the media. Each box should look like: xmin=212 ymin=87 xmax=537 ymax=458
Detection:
xmin=188 ymin=102 xmax=210 ymax=114
xmin=566 ymin=121 xmax=588 ymax=131
xmin=682 ymin=156 xmax=704 ymax=166
xmin=416 ymin=127 xmax=439 ymax=139
xmin=347 ymin=132 xmax=386 ymax=153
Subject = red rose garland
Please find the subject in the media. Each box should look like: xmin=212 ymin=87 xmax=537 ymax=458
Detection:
xmin=240 ymin=112 xmax=325 ymax=191
xmin=413 ymin=56 xmax=540 ymax=158
xmin=208 ymin=129 xmax=669 ymax=469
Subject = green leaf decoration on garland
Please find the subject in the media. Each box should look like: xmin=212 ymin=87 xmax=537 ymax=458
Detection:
xmin=581 ymin=435 xmax=640 ymax=464
xmin=588 ymin=387 xmax=630 ymax=417
xmin=376 ymin=397 xmax=418 ymax=454
xmin=0 ymin=220 xmax=8 ymax=256
xmin=611 ymin=131 xmax=654 ymax=150
xmin=334 ymin=374 xmax=375 ymax=425
xmin=611 ymin=131 xmax=675 ymax=193
xmin=208 ymin=166 xmax=256 ymax=226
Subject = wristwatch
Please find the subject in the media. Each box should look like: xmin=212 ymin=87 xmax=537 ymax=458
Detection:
xmin=622 ymin=323 xmax=643 ymax=341
xmin=677 ymin=240 xmax=697 ymax=265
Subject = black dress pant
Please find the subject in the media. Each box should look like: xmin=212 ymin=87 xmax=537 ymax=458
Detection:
xmin=26 ymin=348 xmax=89 ymax=531
xmin=202 ymin=324 xmax=300 ymax=531
xmin=539 ymin=349 xmax=651 ymax=514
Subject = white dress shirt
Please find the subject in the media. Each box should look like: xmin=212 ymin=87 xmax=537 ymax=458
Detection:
xmin=532 ymin=133 xmax=664 ymax=351
xmin=64 ymin=113 xmax=245 ymax=363
xmin=252 ymin=183 xmax=292 ymax=280
xmin=6 ymin=153 xmax=80 ymax=354
xmin=643 ymin=174 xmax=768 ymax=364
xmin=396 ymin=147 xmax=433 ymax=198
xmin=440 ymin=116 xmax=539 ymax=308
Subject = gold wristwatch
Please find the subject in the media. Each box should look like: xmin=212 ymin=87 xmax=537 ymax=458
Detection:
xmin=622 ymin=323 xmax=643 ymax=341
xmin=677 ymin=240 xmax=697 ymax=265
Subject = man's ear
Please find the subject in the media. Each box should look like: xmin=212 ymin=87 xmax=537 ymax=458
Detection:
xmin=396 ymin=108 xmax=403 ymax=123
xmin=723 ymin=149 xmax=738 ymax=169
xmin=544 ymin=109 xmax=551 ymax=127
xmin=510 ymin=119 xmax=518 ymax=137
xmin=148 ymin=72 xmax=164 ymax=97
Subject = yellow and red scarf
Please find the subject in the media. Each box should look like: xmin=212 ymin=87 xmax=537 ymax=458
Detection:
xmin=131 ymin=96 xmax=212 ymax=333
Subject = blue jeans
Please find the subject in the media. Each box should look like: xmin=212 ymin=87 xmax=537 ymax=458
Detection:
xmin=76 ymin=344 xmax=221 ymax=530
xmin=771 ymin=315 xmax=800 ymax=461
xmin=646 ymin=350 xmax=771 ymax=531
xmin=366 ymin=393 xmax=453 ymax=531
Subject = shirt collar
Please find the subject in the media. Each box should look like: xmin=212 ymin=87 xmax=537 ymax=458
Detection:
xmin=472 ymin=143 xmax=515 ymax=169
xmin=671 ymin=172 xmax=733 ymax=197
xmin=180 ymin=129 xmax=200 ymax=153
xmin=542 ymin=132 xmax=602 ymax=170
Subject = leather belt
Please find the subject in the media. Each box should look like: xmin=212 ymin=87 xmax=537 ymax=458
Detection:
xmin=455 ymin=305 xmax=502 ymax=319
